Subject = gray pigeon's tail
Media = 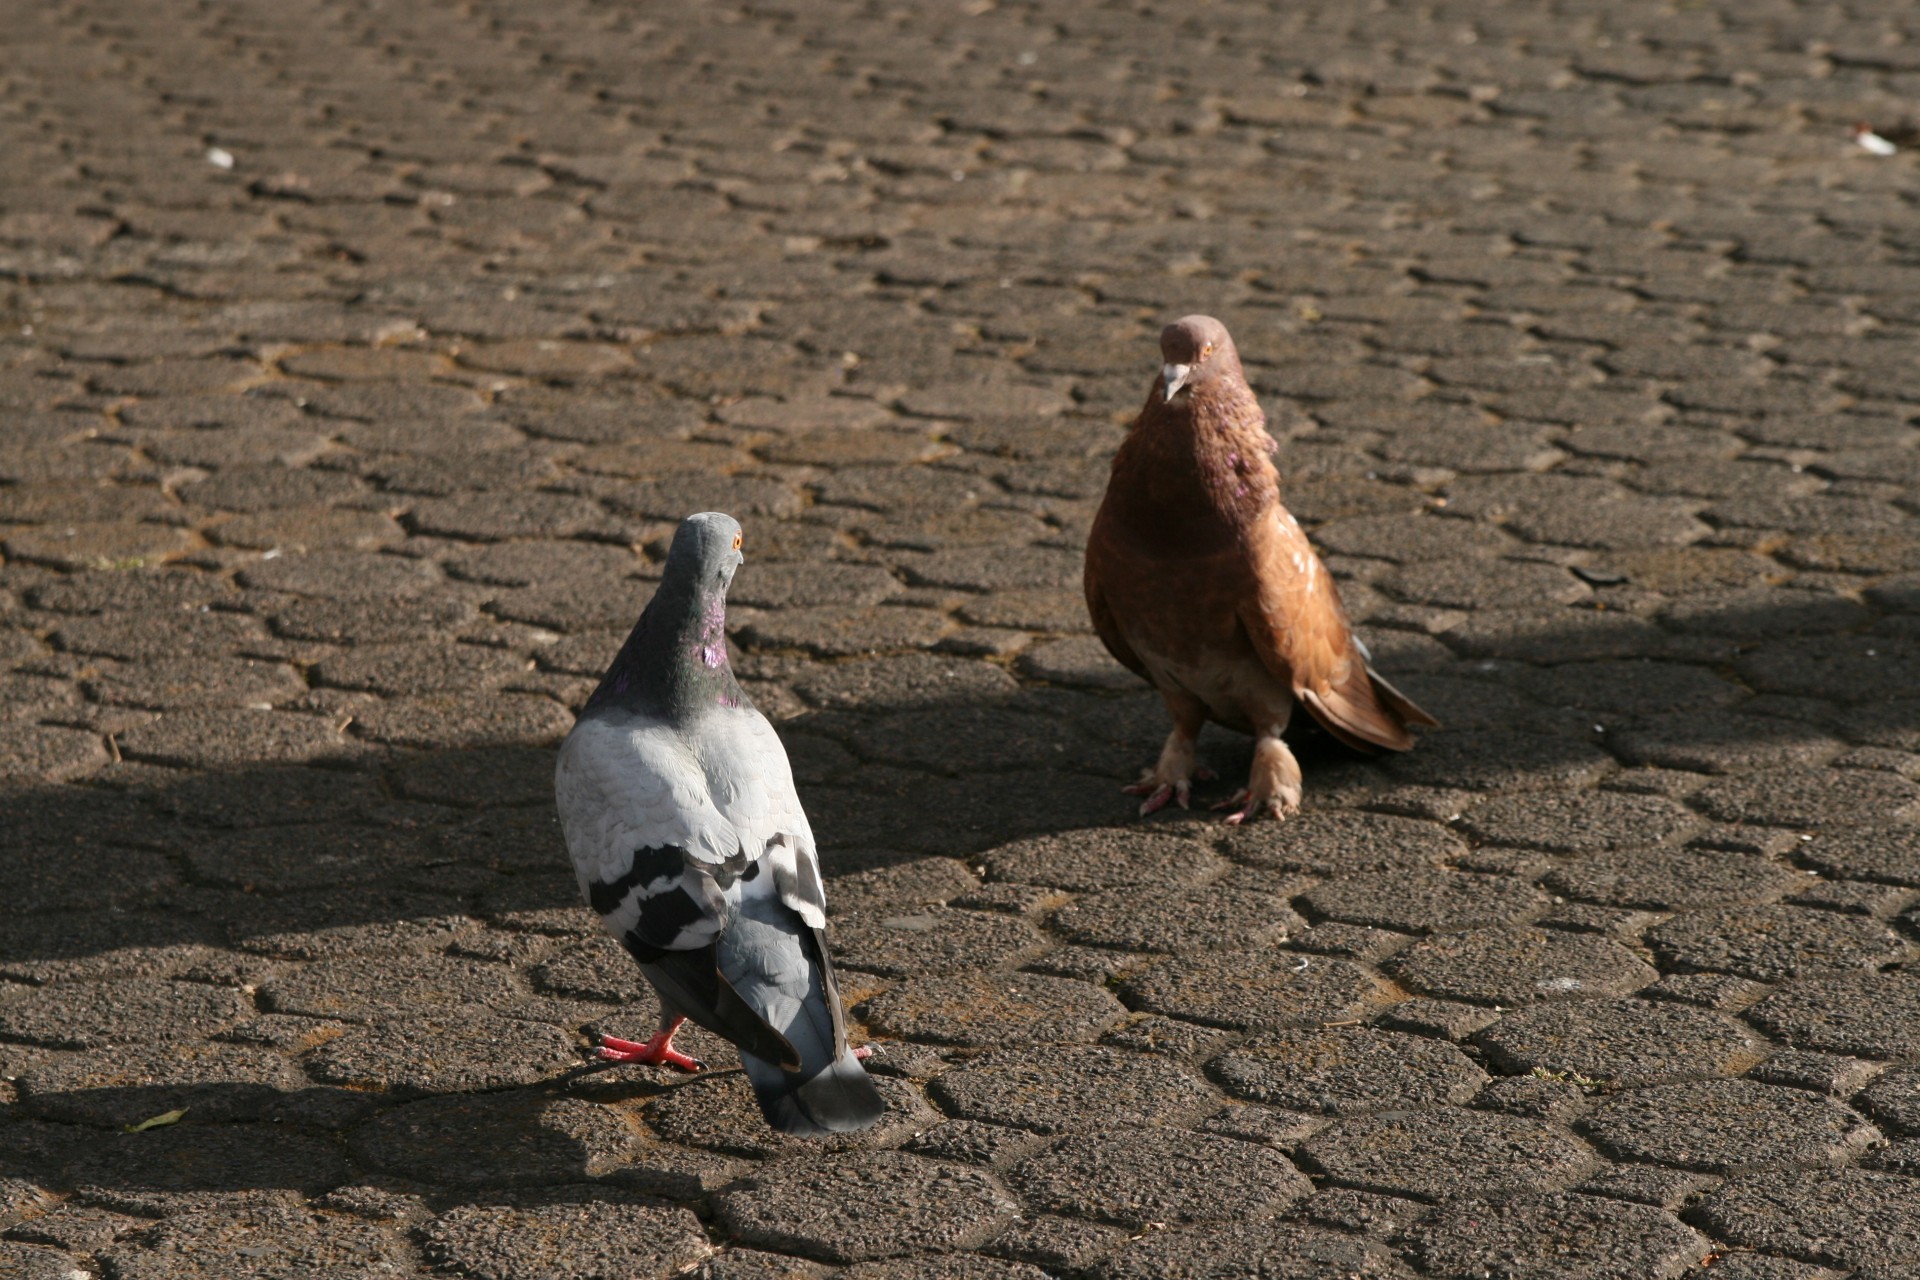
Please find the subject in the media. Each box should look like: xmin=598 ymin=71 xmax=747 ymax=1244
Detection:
xmin=742 ymin=1044 xmax=885 ymax=1136
xmin=718 ymin=896 xmax=885 ymax=1137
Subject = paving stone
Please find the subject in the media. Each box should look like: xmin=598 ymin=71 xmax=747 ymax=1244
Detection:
xmin=351 ymin=1091 xmax=645 ymax=1186
xmin=16 ymin=1041 xmax=302 ymax=1127
xmin=304 ymin=1015 xmax=579 ymax=1094
xmin=415 ymin=1191 xmax=712 ymax=1280
xmin=1750 ymin=1051 xmax=1887 ymax=1098
xmin=114 ymin=707 xmax=350 ymax=768
xmin=1579 ymin=1079 xmax=1879 ymax=1173
xmin=979 ymin=1214 xmax=1129 ymax=1273
xmin=847 ymin=703 xmax=1088 ymax=773
xmin=235 ymin=549 xmax=442 ymax=598
xmin=1745 ymin=971 xmax=1920 ymax=1060
xmin=62 ymin=1123 xmax=348 ymax=1197
xmin=1692 ymin=769 xmax=1920 ymax=828
xmin=95 ymin=1204 xmax=408 ymax=1279
xmin=1646 ymin=905 xmax=1908 ymax=982
xmin=900 ymin=1118 xmax=1049 ymax=1167
xmin=0 ymin=977 xmax=250 ymax=1050
xmin=839 ymin=1256 xmax=1054 ymax=1280
xmin=0 ymin=1242 xmax=97 ymax=1280
xmin=1207 ymin=1026 xmax=1485 ymax=1114
xmin=1298 ymin=1108 xmax=1595 ymax=1203
xmin=1049 ymin=884 xmax=1300 ymax=952
xmin=1301 ymin=868 xmax=1548 ymax=933
xmin=713 ymin=1152 xmax=1019 ymax=1263
xmin=735 ymin=604 xmax=950 ymax=656
xmin=1375 ymin=998 xmax=1502 ymax=1040
xmin=1457 ymin=790 xmax=1699 ymax=853
xmin=1697 ymin=1168 xmax=1920 ymax=1269
xmin=789 ymin=653 xmax=1018 ymax=710
xmin=1016 ymin=635 xmax=1136 ymax=689
xmin=1007 ymin=1126 xmax=1310 ymax=1228
xmin=1388 ymin=926 xmax=1659 ymax=1007
xmin=857 ymin=971 xmax=1125 ymax=1046
xmin=260 ymin=952 xmax=520 ymax=1022
xmin=1543 ymin=848 xmax=1806 ymax=911
xmin=1571 ymin=1162 xmax=1709 ymax=1212
xmin=1401 ymin=1191 xmax=1705 ymax=1280
xmin=1121 ymin=951 xmax=1386 ymax=1030
xmin=1380 ymin=730 xmax=1618 ymax=793
xmin=1645 ymin=972 xmax=1773 ymax=1013
xmin=641 ymin=1070 xmax=929 ymax=1161
xmin=1217 ymin=809 xmax=1466 ymax=873
xmin=982 ymin=828 xmax=1222 ymax=892
xmin=1475 ymin=999 xmax=1768 ymax=1087
xmin=926 ymin=1046 xmax=1218 ymax=1134
xmin=1098 ymin=1015 xmax=1238 ymax=1061
xmin=1856 ymin=1065 xmax=1920 ymax=1139
xmin=828 ymin=908 xmax=1048 ymax=978
xmin=1094 ymin=1218 xmax=1400 ymax=1278
xmin=1797 ymin=827 xmax=1920 ymax=887
xmin=1612 ymin=717 xmax=1850 ymax=775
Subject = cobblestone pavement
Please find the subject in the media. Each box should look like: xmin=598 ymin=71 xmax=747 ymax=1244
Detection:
xmin=2 ymin=0 xmax=1919 ymax=1275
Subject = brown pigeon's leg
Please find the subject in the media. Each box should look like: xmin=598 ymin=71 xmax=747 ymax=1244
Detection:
xmin=1213 ymin=730 xmax=1304 ymax=824
xmin=1123 ymin=690 xmax=1209 ymax=815
xmin=598 ymin=1016 xmax=705 ymax=1071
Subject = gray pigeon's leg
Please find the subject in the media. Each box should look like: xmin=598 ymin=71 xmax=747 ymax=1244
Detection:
xmin=1124 ymin=689 xmax=1211 ymax=815
xmin=596 ymin=1012 xmax=705 ymax=1071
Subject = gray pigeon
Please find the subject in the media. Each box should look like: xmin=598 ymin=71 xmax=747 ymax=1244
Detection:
xmin=554 ymin=512 xmax=885 ymax=1136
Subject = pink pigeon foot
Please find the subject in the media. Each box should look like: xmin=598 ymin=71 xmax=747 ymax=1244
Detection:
xmin=853 ymin=1045 xmax=875 ymax=1062
xmin=597 ymin=1020 xmax=704 ymax=1072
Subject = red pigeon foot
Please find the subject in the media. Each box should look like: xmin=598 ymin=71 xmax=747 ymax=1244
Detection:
xmin=597 ymin=1022 xmax=705 ymax=1072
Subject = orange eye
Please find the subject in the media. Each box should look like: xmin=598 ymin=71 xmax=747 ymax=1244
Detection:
xmin=1202 ymin=343 xmax=1215 ymax=359
xmin=732 ymin=533 xmax=743 ymax=550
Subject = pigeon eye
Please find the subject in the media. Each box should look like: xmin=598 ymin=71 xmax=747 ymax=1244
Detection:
xmin=731 ymin=534 xmax=742 ymax=550
xmin=1201 ymin=343 xmax=1214 ymax=359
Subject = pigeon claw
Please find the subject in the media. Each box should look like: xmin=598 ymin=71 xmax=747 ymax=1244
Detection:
xmin=1211 ymin=789 xmax=1299 ymax=825
xmin=1125 ymin=778 xmax=1190 ymax=815
xmin=596 ymin=1031 xmax=705 ymax=1073
xmin=852 ymin=1044 xmax=876 ymax=1062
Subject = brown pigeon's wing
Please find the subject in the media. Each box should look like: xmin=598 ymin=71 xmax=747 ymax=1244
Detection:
xmin=1084 ymin=532 xmax=1150 ymax=679
xmin=1239 ymin=505 xmax=1422 ymax=752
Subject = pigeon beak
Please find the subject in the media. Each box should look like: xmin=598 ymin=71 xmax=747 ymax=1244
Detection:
xmin=1162 ymin=362 xmax=1192 ymax=400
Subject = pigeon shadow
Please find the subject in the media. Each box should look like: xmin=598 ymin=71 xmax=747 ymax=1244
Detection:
xmin=0 ymin=589 xmax=1913 ymax=1214
xmin=0 ymin=587 xmax=1910 ymax=978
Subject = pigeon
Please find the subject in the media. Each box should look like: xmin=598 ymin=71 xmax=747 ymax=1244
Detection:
xmin=554 ymin=512 xmax=885 ymax=1136
xmin=1084 ymin=315 xmax=1437 ymax=823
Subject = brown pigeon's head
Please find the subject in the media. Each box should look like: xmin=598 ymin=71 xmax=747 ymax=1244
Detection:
xmin=1158 ymin=315 xmax=1239 ymax=402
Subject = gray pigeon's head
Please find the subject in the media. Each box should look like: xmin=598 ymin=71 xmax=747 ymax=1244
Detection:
xmin=585 ymin=511 xmax=748 ymax=719
xmin=1158 ymin=315 xmax=1242 ymax=402
xmin=664 ymin=511 xmax=745 ymax=596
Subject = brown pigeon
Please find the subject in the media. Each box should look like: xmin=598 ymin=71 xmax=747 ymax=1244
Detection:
xmin=1084 ymin=315 xmax=1437 ymax=823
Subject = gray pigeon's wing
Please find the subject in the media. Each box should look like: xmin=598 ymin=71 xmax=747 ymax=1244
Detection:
xmin=556 ymin=713 xmax=745 ymax=954
xmin=703 ymin=708 xmax=829 ymax=932
xmin=557 ymin=713 xmax=742 ymax=876
xmin=556 ymin=711 xmax=801 ymax=1063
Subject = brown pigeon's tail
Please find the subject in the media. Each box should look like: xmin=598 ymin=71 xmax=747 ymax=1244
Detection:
xmin=1369 ymin=668 xmax=1440 ymax=735
xmin=1298 ymin=664 xmax=1438 ymax=755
